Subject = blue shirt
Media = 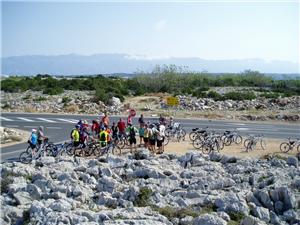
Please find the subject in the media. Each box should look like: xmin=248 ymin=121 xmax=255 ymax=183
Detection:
xmin=30 ymin=133 xmax=37 ymax=145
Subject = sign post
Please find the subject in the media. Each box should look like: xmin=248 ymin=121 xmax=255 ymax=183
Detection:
xmin=166 ymin=96 xmax=179 ymax=117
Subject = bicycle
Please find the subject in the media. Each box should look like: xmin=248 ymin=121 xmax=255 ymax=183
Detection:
xmin=44 ymin=141 xmax=74 ymax=157
xmin=165 ymin=123 xmax=186 ymax=142
xmin=280 ymin=138 xmax=300 ymax=153
xmin=193 ymin=132 xmax=223 ymax=154
xmin=189 ymin=127 xmax=209 ymax=142
xmin=222 ymin=130 xmax=242 ymax=146
xmin=244 ymin=134 xmax=266 ymax=152
xmin=92 ymin=138 xmax=122 ymax=156
xmin=19 ymin=144 xmax=46 ymax=164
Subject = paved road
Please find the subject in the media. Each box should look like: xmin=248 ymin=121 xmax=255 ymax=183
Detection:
xmin=1 ymin=112 xmax=299 ymax=162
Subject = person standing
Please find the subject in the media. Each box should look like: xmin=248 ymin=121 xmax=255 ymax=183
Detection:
xmin=127 ymin=123 xmax=138 ymax=153
xmin=138 ymin=114 xmax=144 ymax=126
xmin=37 ymin=126 xmax=47 ymax=147
xmin=149 ymin=124 xmax=158 ymax=154
xmin=101 ymin=112 xmax=110 ymax=127
xmin=71 ymin=125 xmax=80 ymax=147
xmin=138 ymin=123 xmax=145 ymax=147
xmin=143 ymin=124 xmax=150 ymax=149
xmin=157 ymin=123 xmax=166 ymax=154
xmin=117 ymin=118 xmax=126 ymax=137
xmin=111 ymin=122 xmax=119 ymax=140
xmin=28 ymin=129 xmax=38 ymax=157
xmin=99 ymin=127 xmax=108 ymax=147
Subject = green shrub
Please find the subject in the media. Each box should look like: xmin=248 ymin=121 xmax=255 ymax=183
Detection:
xmin=62 ymin=96 xmax=71 ymax=103
xmin=224 ymin=91 xmax=256 ymax=101
xmin=152 ymin=206 xmax=200 ymax=219
xmin=43 ymin=87 xmax=64 ymax=95
xmin=134 ymin=187 xmax=153 ymax=207
xmin=207 ymin=91 xmax=223 ymax=101
xmin=34 ymin=96 xmax=47 ymax=101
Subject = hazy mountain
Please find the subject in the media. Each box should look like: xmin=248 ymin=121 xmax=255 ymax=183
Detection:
xmin=1 ymin=53 xmax=299 ymax=75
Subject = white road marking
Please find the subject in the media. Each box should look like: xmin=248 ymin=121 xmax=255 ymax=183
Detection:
xmin=231 ymin=123 xmax=246 ymax=126
xmin=23 ymin=126 xmax=36 ymax=128
xmin=6 ymin=125 xmax=19 ymax=128
xmin=56 ymin=118 xmax=77 ymax=123
xmin=17 ymin=117 xmax=34 ymax=122
xmin=0 ymin=116 xmax=13 ymax=121
xmin=37 ymin=118 xmax=56 ymax=123
xmin=47 ymin=127 xmax=62 ymax=129
xmin=237 ymin=128 xmax=249 ymax=131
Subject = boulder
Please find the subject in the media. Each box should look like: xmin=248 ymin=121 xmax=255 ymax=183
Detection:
xmin=193 ymin=214 xmax=227 ymax=225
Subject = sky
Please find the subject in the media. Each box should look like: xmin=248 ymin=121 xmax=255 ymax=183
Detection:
xmin=1 ymin=1 xmax=299 ymax=63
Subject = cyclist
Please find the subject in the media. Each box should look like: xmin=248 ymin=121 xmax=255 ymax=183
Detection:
xmin=99 ymin=126 xmax=108 ymax=147
xmin=101 ymin=112 xmax=110 ymax=127
xmin=143 ymin=124 xmax=150 ymax=149
xmin=91 ymin=120 xmax=100 ymax=137
xmin=37 ymin=126 xmax=47 ymax=147
xmin=149 ymin=124 xmax=158 ymax=154
xmin=111 ymin=122 xmax=119 ymax=140
xmin=80 ymin=126 xmax=89 ymax=148
xmin=138 ymin=114 xmax=145 ymax=126
xmin=28 ymin=129 xmax=38 ymax=157
xmin=127 ymin=123 xmax=138 ymax=153
xmin=157 ymin=122 xmax=166 ymax=154
xmin=159 ymin=114 xmax=166 ymax=125
xmin=117 ymin=118 xmax=126 ymax=137
xmin=71 ymin=125 xmax=80 ymax=147
xmin=138 ymin=123 xmax=145 ymax=147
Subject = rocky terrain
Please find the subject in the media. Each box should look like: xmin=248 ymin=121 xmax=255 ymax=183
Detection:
xmin=1 ymin=150 xmax=299 ymax=225
xmin=1 ymin=90 xmax=299 ymax=121
xmin=0 ymin=126 xmax=27 ymax=145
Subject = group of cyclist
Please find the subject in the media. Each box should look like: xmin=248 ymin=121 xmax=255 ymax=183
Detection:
xmin=28 ymin=112 xmax=175 ymax=156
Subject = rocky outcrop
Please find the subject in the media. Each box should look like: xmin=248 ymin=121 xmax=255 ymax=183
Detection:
xmin=1 ymin=151 xmax=299 ymax=224
xmin=1 ymin=90 xmax=123 ymax=114
xmin=0 ymin=127 xmax=26 ymax=144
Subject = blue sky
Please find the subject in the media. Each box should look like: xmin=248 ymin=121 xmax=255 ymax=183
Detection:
xmin=1 ymin=1 xmax=299 ymax=63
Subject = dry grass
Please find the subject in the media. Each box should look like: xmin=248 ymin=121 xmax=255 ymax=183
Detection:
xmin=64 ymin=104 xmax=79 ymax=113
xmin=24 ymin=106 xmax=37 ymax=113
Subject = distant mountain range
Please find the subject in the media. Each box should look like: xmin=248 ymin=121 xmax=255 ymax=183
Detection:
xmin=1 ymin=53 xmax=299 ymax=75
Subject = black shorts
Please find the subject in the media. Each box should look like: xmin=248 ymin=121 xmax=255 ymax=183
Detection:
xmin=73 ymin=141 xmax=80 ymax=147
xmin=157 ymin=139 xmax=163 ymax=147
xmin=149 ymin=139 xmax=156 ymax=146
xmin=38 ymin=139 xmax=43 ymax=145
xmin=129 ymin=137 xmax=137 ymax=145
xmin=143 ymin=137 xmax=149 ymax=143
xmin=30 ymin=143 xmax=36 ymax=149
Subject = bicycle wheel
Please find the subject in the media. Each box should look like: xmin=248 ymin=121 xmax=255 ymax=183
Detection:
xmin=224 ymin=137 xmax=232 ymax=146
xmin=163 ymin=137 xmax=169 ymax=146
xmin=19 ymin=152 xmax=32 ymax=164
xmin=246 ymin=140 xmax=255 ymax=152
xmin=189 ymin=131 xmax=198 ymax=141
xmin=280 ymin=142 xmax=291 ymax=153
xmin=218 ymin=139 xmax=224 ymax=150
xmin=65 ymin=143 xmax=75 ymax=156
xmin=234 ymin=135 xmax=243 ymax=145
xmin=192 ymin=139 xmax=203 ymax=149
xmin=244 ymin=139 xmax=251 ymax=149
xmin=202 ymin=145 xmax=211 ymax=154
xmin=25 ymin=146 xmax=31 ymax=154
xmin=112 ymin=146 xmax=122 ymax=155
xmin=116 ymin=139 xmax=125 ymax=149
xmin=260 ymin=140 xmax=267 ymax=150
xmin=84 ymin=144 xmax=94 ymax=157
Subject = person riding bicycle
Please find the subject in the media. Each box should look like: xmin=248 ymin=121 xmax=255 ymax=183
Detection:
xmin=71 ymin=125 xmax=80 ymax=147
xmin=28 ymin=129 xmax=38 ymax=156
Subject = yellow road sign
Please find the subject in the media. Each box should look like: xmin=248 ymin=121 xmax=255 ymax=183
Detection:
xmin=166 ymin=96 xmax=179 ymax=106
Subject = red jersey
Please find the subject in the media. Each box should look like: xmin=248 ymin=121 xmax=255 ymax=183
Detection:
xmin=117 ymin=121 xmax=126 ymax=132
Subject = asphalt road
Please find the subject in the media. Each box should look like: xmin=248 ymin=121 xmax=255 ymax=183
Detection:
xmin=1 ymin=112 xmax=299 ymax=162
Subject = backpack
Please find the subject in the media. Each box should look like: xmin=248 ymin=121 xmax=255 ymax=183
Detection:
xmin=129 ymin=127 xmax=135 ymax=137
xmin=70 ymin=129 xmax=76 ymax=139
xmin=100 ymin=132 xmax=106 ymax=142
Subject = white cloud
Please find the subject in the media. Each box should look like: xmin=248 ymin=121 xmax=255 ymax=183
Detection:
xmin=153 ymin=19 xmax=167 ymax=31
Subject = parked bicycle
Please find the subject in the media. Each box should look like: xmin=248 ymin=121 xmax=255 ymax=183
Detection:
xmin=193 ymin=132 xmax=224 ymax=154
xmin=280 ymin=138 xmax=300 ymax=153
xmin=221 ymin=129 xmax=242 ymax=146
xmin=44 ymin=141 xmax=74 ymax=157
xmin=244 ymin=134 xmax=266 ymax=152
xmin=165 ymin=122 xmax=186 ymax=142
xmin=19 ymin=144 xmax=46 ymax=164
xmin=189 ymin=127 xmax=209 ymax=141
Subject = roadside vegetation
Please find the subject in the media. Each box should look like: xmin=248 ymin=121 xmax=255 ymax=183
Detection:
xmin=1 ymin=65 xmax=299 ymax=103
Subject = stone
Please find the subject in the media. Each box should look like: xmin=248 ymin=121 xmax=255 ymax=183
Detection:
xmin=214 ymin=192 xmax=249 ymax=214
xmin=49 ymin=199 xmax=72 ymax=212
xmin=193 ymin=214 xmax=227 ymax=225
xmin=251 ymin=206 xmax=270 ymax=222
xmin=241 ymin=216 xmax=268 ymax=225
xmin=13 ymin=191 xmax=32 ymax=205
xmin=286 ymin=156 xmax=298 ymax=167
